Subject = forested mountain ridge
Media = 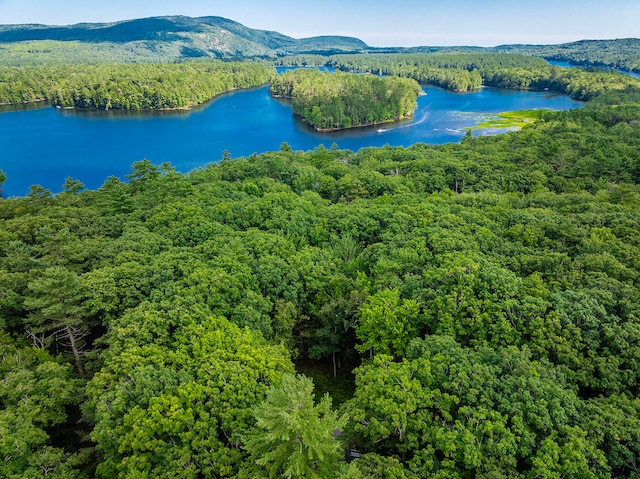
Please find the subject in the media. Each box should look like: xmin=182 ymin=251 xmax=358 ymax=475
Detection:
xmin=0 ymin=15 xmax=637 ymax=70
xmin=0 ymin=15 xmax=369 ymax=63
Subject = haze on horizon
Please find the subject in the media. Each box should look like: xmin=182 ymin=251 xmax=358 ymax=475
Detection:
xmin=0 ymin=0 xmax=638 ymax=47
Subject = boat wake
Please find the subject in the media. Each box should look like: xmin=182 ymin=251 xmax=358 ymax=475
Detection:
xmin=376 ymin=105 xmax=431 ymax=133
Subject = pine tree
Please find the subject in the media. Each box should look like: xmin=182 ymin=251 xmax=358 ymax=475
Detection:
xmin=241 ymin=373 xmax=347 ymax=479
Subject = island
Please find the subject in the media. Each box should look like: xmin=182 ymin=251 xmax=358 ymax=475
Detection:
xmin=270 ymin=69 xmax=421 ymax=131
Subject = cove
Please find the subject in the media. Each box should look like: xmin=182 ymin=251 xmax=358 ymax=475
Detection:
xmin=0 ymin=84 xmax=582 ymax=197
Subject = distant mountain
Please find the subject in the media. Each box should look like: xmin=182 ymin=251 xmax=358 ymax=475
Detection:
xmin=0 ymin=15 xmax=637 ymax=73
xmin=0 ymin=15 xmax=369 ymax=63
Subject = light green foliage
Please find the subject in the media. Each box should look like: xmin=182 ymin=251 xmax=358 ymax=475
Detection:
xmin=422 ymin=253 xmax=521 ymax=348
xmin=469 ymin=109 xmax=543 ymax=131
xmin=350 ymin=453 xmax=415 ymax=479
xmin=344 ymin=337 xmax=605 ymax=477
xmin=355 ymin=288 xmax=420 ymax=358
xmin=61 ymin=177 xmax=85 ymax=195
xmin=530 ymin=426 xmax=610 ymax=478
xmin=86 ymin=309 xmax=294 ymax=478
xmin=241 ymin=373 xmax=347 ymax=478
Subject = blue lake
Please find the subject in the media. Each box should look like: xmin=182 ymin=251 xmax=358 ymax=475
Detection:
xmin=0 ymin=84 xmax=582 ymax=197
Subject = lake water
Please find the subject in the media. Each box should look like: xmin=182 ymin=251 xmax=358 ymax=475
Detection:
xmin=0 ymin=84 xmax=582 ymax=197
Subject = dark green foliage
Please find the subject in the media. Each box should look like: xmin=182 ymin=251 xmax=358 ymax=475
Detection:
xmin=492 ymin=39 xmax=640 ymax=74
xmin=271 ymin=69 xmax=421 ymax=130
xmin=0 ymin=333 xmax=87 ymax=478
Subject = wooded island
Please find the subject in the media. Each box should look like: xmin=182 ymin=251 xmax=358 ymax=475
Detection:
xmin=270 ymin=69 xmax=421 ymax=130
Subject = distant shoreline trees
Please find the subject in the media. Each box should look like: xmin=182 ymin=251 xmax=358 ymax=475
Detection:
xmin=326 ymin=53 xmax=640 ymax=100
xmin=0 ymin=60 xmax=276 ymax=110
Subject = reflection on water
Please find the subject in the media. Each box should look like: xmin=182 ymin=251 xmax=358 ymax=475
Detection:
xmin=0 ymin=101 xmax=49 ymax=113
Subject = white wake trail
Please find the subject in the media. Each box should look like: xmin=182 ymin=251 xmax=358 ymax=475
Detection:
xmin=377 ymin=105 xmax=431 ymax=133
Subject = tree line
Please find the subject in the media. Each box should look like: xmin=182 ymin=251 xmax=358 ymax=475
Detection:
xmin=0 ymin=60 xmax=276 ymax=109
xmin=274 ymin=38 xmax=640 ymax=75
xmin=270 ymin=69 xmax=421 ymax=130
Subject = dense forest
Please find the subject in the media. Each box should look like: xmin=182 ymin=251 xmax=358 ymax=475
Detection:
xmin=270 ymin=69 xmax=421 ymax=130
xmin=327 ymin=53 xmax=640 ymax=100
xmin=0 ymin=16 xmax=370 ymax=65
xmin=1 ymin=51 xmax=640 ymax=476
xmin=373 ymin=40 xmax=640 ymax=75
xmin=0 ymin=60 xmax=276 ymax=109
xmin=275 ymin=52 xmax=640 ymax=100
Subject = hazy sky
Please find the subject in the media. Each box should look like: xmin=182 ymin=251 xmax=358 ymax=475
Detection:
xmin=0 ymin=0 xmax=638 ymax=47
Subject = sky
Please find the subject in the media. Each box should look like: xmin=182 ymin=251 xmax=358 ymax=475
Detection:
xmin=0 ymin=0 xmax=638 ymax=47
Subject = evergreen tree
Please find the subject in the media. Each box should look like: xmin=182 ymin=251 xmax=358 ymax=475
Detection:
xmin=241 ymin=373 xmax=347 ymax=479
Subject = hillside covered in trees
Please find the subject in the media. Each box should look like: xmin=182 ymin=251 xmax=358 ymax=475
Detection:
xmin=1 ymin=51 xmax=640 ymax=476
xmin=492 ymin=39 xmax=640 ymax=74
xmin=0 ymin=16 xmax=369 ymax=65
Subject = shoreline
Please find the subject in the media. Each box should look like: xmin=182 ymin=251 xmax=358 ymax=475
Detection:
xmin=270 ymin=92 xmax=417 ymax=132
xmin=311 ymin=113 xmax=414 ymax=132
xmin=0 ymin=84 xmax=274 ymax=112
